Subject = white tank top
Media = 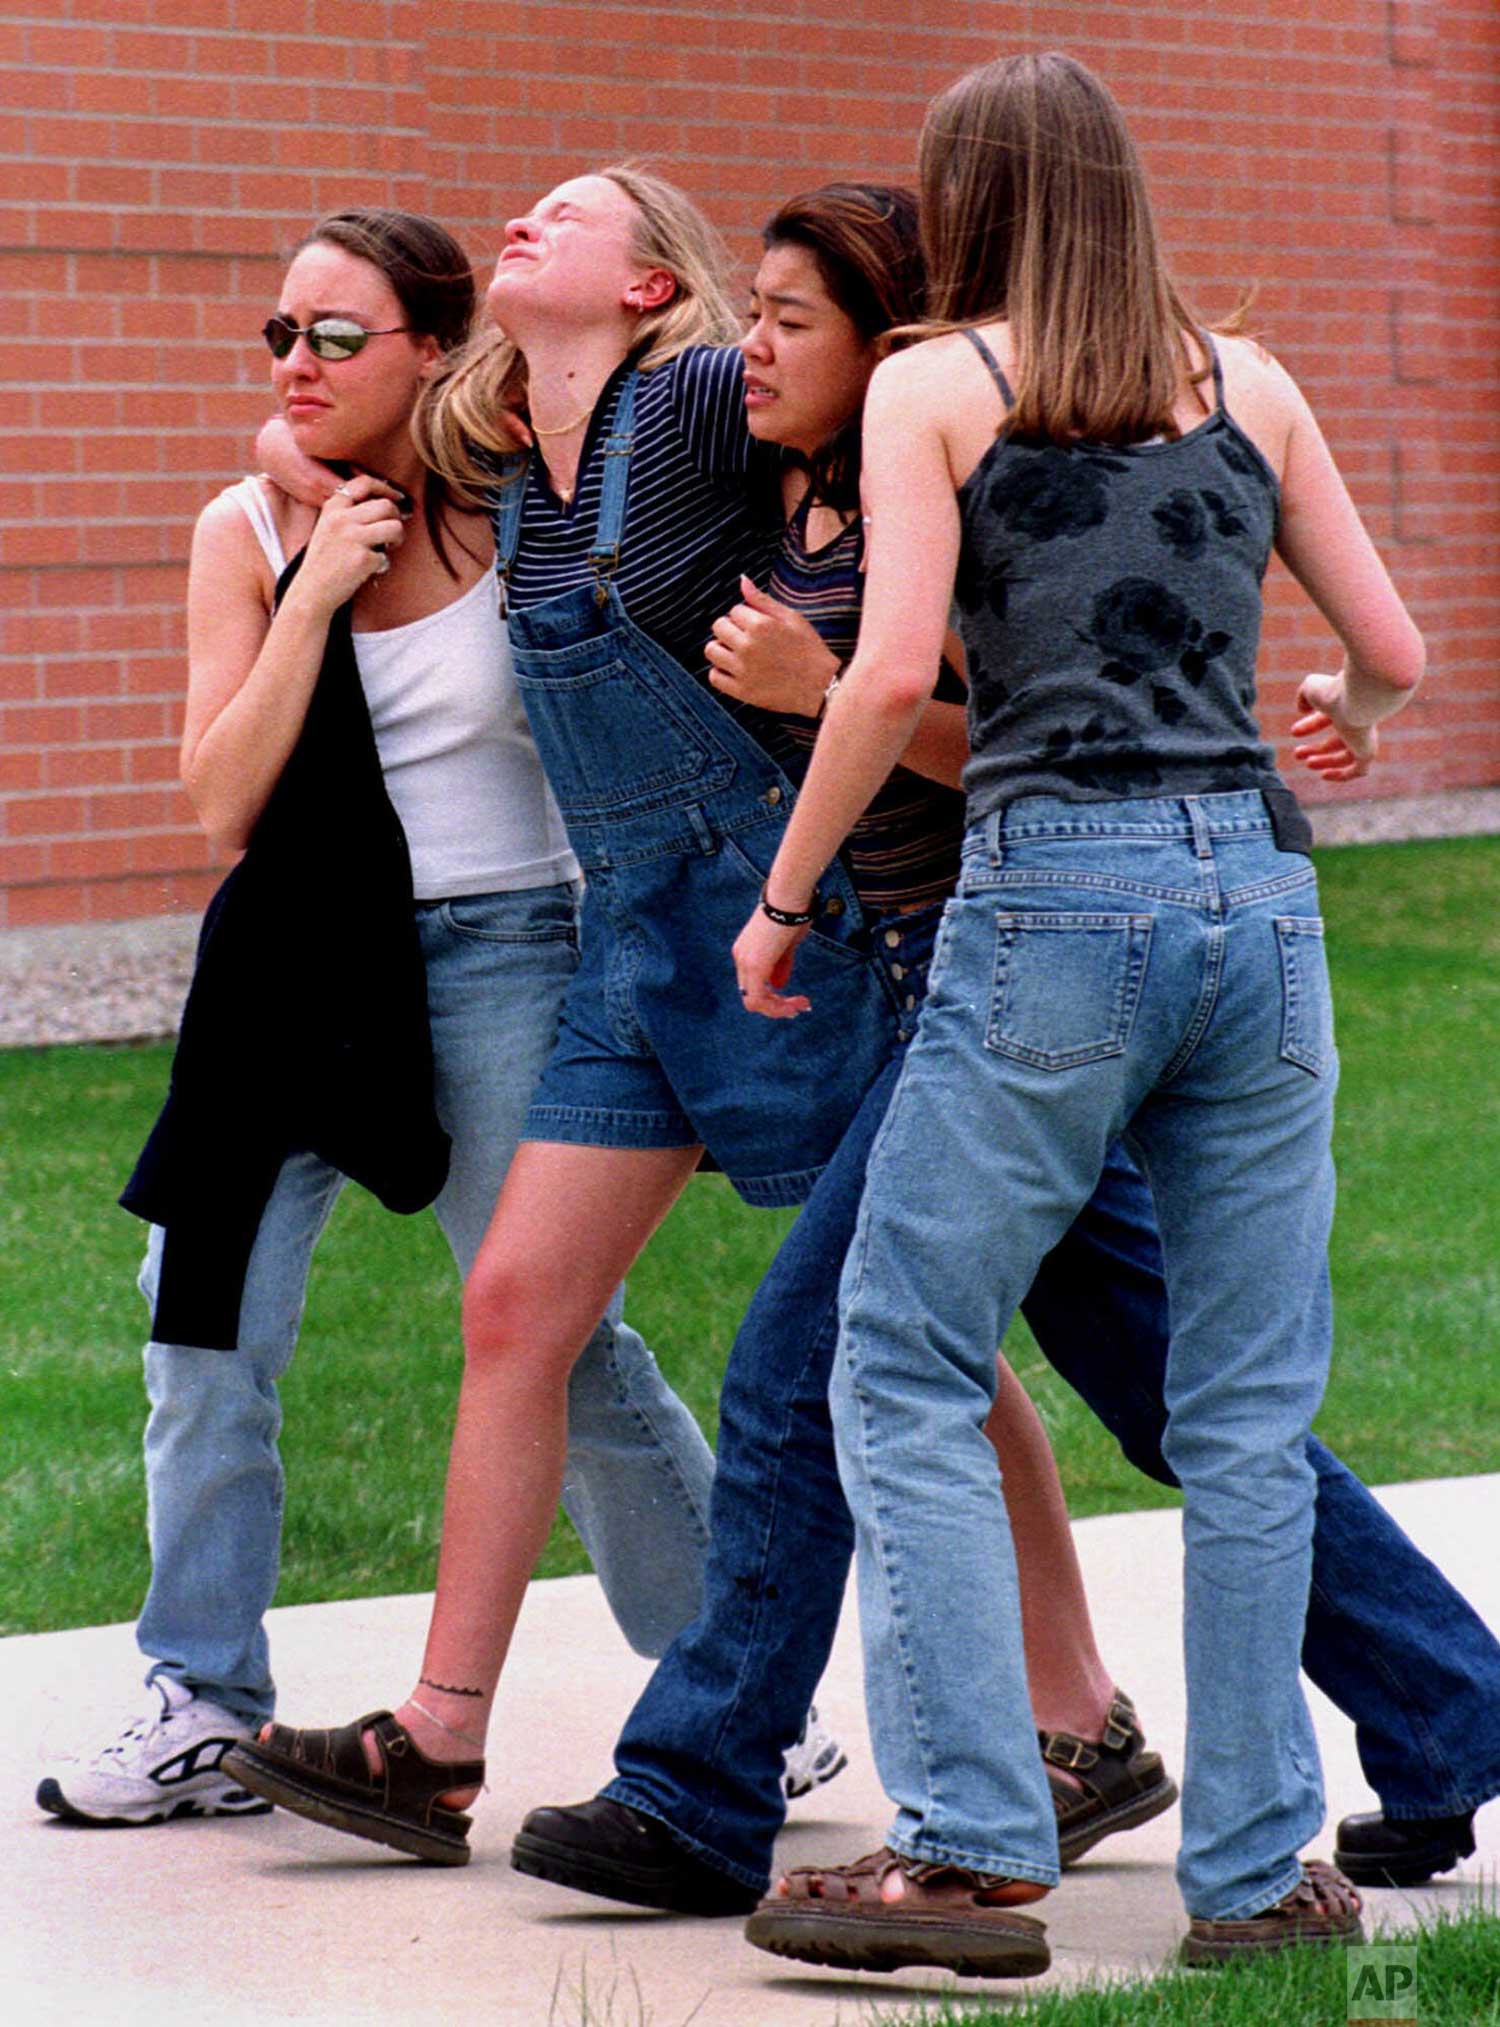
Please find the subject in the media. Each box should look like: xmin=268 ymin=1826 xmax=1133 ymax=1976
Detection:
xmin=226 ymin=478 xmax=578 ymax=900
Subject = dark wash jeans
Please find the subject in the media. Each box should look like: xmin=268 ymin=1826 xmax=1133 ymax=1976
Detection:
xmin=607 ymin=944 xmax=1500 ymax=1887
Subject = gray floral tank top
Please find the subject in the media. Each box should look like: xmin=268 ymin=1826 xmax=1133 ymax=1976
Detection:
xmin=955 ymin=329 xmax=1308 ymax=848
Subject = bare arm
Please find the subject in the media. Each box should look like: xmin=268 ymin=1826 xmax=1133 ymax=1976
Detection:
xmin=182 ymin=474 xmax=405 ymax=853
xmin=1266 ymin=357 xmax=1425 ymax=775
xmin=706 ymin=573 xmax=969 ymax=789
xmin=254 ymin=414 xmax=343 ymax=509
xmin=733 ymin=349 xmax=959 ymax=1014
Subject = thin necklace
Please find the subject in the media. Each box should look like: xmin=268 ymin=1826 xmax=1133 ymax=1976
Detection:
xmin=530 ymin=401 xmax=595 ymax=439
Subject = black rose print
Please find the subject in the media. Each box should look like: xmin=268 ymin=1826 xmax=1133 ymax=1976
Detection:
xmin=954 ymin=546 xmax=1028 ymax=622
xmin=1152 ymin=488 xmax=1249 ymax=559
xmin=1152 ymin=490 xmax=1208 ymax=558
xmin=1082 ymin=578 xmax=1232 ymax=690
xmin=1178 ymin=616 xmax=1233 ymax=684
xmin=1213 ymin=430 xmax=1264 ymax=482
xmin=1085 ymin=577 xmax=1191 ymax=674
xmin=1200 ymin=489 xmax=1247 ymax=540
xmin=987 ymin=448 xmax=1125 ymax=541
xmin=1152 ymin=685 xmax=1190 ymax=726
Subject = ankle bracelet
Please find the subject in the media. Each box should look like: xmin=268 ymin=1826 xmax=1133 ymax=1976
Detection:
xmin=408 ymin=1695 xmax=486 ymax=1754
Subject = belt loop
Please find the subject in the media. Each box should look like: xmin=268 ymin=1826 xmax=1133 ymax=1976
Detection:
xmin=1186 ymin=796 xmax=1213 ymax=861
xmin=986 ymin=807 xmax=1003 ymax=869
xmin=685 ymin=804 xmax=716 ymax=856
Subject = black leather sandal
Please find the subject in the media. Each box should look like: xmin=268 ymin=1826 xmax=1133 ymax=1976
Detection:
xmin=222 ymin=1711 xmax=483 ymax=1866
xmin=1041 ymin=1689 xmax=1179 ymax=1865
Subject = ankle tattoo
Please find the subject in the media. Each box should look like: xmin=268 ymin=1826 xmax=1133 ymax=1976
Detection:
xmin=419 ymin=1676 xmax=483 ymax=1698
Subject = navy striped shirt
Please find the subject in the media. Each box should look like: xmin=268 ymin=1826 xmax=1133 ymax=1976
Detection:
xmin=735 ymin=500 xmax=967 ymax=909
xmin=497 ymin=345 xmax=780 ymax=678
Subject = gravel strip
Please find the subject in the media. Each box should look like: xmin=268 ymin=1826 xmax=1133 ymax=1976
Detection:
xmin=2 ymin=789 xmax=1496 ymax=1050
xmin=0 ymin=915 xmax=198 ymax=1050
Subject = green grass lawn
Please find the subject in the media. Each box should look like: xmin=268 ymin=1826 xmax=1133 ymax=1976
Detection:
xmin=2 ymin=834 xmax=1497 ymax=1637
xmin=903 ymin=1902 xmax=1499 ymax=2027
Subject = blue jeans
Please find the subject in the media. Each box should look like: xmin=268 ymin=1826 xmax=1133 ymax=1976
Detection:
xmin=836 ymin=795 xmax=1336 ymax=1918
xmin=136 ymin=884 xmax=714 ymax=1724
xmin=605 ymin=910 xmax=935 ymax=1888
xmin=606 ymin=833 xmax=1500 ymax=1897
xmin=1022 ymin=1152 xmax=1500 ymax=1826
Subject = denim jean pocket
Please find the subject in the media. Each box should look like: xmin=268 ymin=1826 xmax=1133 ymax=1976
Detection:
xmin=1274 ymin=916 xmax=1333 ymax=1075
xmin=985 ymin=912 xmax=1152 ymax=1071
xmin=440 ymin=887 xmax=580 ymax=945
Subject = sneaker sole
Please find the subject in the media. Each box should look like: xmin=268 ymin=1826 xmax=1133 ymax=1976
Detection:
xmin=220 ymin=1744 xmax=469 ymax=1866
xmin=1058 ymin=1771 xmax=1179 ymax=1866
xmin=511 ymin=1826 xmax=760 ymax=1915
xmin=782 ymin=1745 xmax=850 ymax=1802
xmin=745 ymin=1905 xmax=1051 ymax=1979
xmin=35 ymin=1776 xmax=272 ymax=1827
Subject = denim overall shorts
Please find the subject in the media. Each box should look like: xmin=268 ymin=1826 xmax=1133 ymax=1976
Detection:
xmin=494 ymin=369 xmax=901 ymax=1207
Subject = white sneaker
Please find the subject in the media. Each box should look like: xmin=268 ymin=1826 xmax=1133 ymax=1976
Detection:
xmin=36 ymin=1677 xmax=270 ymax=1826
xmin=781 ymin=1703 xmax=849 ymax=1802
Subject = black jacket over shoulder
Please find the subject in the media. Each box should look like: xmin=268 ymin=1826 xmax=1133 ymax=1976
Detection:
xmin=122 ymin=551 xmax=452 ymax=1349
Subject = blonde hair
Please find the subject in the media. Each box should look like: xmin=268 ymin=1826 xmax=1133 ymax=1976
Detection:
xmin=414 ymin=165 xmax=740 ymax=498
xmin=918 ymin=52 xmax=1212 ymax=444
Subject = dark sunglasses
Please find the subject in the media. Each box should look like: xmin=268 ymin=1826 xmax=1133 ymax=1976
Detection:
xmin=262 ymin=315 xmax=411 ymax=361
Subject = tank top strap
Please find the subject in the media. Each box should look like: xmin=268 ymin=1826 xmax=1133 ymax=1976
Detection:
xmin=961 ymin=326 xmax=1015 ymax=408
xmin=227 ymin=476 xmax=287 ymax=576
xmin=1199 ymin=330 xmax=1226 ymax=411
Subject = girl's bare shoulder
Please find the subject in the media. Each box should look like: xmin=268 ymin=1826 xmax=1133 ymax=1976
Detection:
xmin=1210 ymin=332 xmax=1310 ymax=477
xmin=1213 ymin=332 xmax=1309 ymax=421
xmin=872 ymin=328 xmax=1004 ymax=412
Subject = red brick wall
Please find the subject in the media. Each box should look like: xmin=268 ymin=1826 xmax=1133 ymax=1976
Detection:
xmin=2 ymin=0 xmax=1496 ymax=929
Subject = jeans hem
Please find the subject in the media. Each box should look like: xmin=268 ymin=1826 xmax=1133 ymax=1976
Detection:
xmin=1192 ymin=1858 xmax=1307 ymax=1924
xmin=144 ymin=1661 xmax=269 ymax=1728
xmin=886 ymin=1832 xmax=1058 ymax=1888
xmin=730 ymin=1163 xmax=826 ymax=1208
xmin=523 ymin=1103 xmax=698 ymax=1149
xmin=600 ymin=1781 xmax=769 ymax=1893
xmin=1381 ymin=1776 xmax=1500 ymax=1822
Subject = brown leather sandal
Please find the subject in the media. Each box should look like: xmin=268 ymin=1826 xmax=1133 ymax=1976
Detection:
xmin=1041 ymin=1689 xmax=1179 ymax=1865
xmin=221 ymin=1711 xmax=483 ymax=1866
xmin=1180 ymin=1860 xmax=1365 ymax=1966
xmin=743 ymin=1846 xmax=1051 ymax=1979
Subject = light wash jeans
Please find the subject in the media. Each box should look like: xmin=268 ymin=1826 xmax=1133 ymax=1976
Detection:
xmin=136 ymin=883 xmax=713 ymax=1723
xmin=834 ymin=793 xmax=1336 ymax=1919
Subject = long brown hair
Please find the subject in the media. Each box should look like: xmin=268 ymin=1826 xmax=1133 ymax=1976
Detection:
xmin=415 ymin=166 xmax=740 ymax=499
xmin=762 ymin=182 xmax=924 ymax=512
xmin=918 ymin=52 xmax=1208 ymax=444
xmin=299 ymin=208 xmax=478 ymax=573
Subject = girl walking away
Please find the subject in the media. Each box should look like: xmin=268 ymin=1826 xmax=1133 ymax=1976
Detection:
xmin=736 ymin=52 xmax=1423 ymax=1977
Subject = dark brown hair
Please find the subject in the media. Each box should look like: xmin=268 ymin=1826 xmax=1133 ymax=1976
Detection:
xmin=918 ymin=52 xmax=1207 ymax=444
xmin=762 ymin=182 xmax=925 ymax=511
xmin=300 ymin=207 xmax=478 ymax=571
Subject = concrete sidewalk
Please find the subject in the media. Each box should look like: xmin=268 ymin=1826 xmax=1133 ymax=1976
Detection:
xmin=8 ymin=1477 xmax=1498 ymax=2025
